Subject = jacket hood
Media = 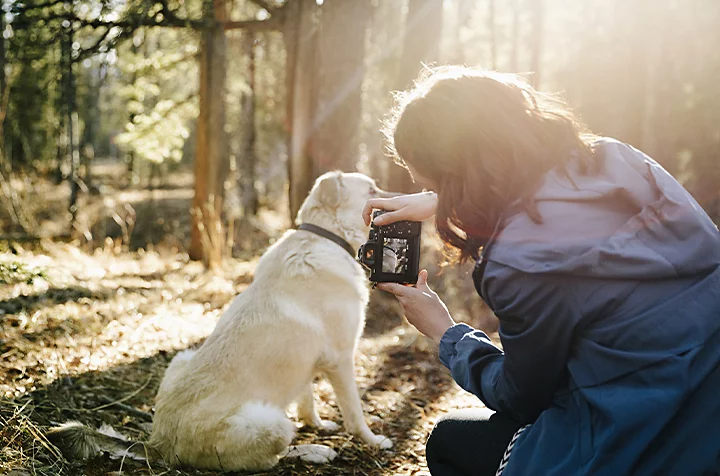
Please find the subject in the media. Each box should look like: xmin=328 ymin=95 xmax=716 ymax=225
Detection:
xmin=485 ymin=138 xmax=720 ymax=279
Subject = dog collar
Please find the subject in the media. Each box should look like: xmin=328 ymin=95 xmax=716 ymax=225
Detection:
xmin=297 ymin=223 xmax=356 ymax=258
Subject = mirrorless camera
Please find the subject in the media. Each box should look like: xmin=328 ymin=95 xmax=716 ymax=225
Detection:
xmin=357 ymin=210 xmax=421 ymax=284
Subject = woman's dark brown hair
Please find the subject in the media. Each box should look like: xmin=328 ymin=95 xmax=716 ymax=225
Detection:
xmin=383 ymin=66 xmax=599 ymax=263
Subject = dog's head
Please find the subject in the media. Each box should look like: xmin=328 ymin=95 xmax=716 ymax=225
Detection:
xmin=297 ymin=171 xmax=397 ymax=244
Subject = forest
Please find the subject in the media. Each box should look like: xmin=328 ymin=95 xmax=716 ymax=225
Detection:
xmin=1 ymin=0 xmax=719 ymax=475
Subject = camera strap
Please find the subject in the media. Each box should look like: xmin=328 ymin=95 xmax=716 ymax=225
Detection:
xmin=297 ymin=223 xmax=356 ymax=258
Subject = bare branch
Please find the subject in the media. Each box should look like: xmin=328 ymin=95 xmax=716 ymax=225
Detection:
xmin=157 ymin=0 xmax=194 ymax=26
xmin=43 ymin=12 xmax=208 ymax=30
xmin=223 ymin=17 xmax=281 ymax=31
xmin=14 ymin=0 xmax=66 ymax=12
xmin=248 ymin=0 xmax=278 ymax=13
xmin=74 ymin=24 xmax=134 ymax=62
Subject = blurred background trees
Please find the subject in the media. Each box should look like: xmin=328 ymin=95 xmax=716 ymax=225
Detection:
xmin=2 ymin=0 xmax=719 ymax=268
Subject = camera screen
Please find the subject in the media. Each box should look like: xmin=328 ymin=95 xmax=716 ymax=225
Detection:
xmin=382 ymin=238 xmax=409 ymax=274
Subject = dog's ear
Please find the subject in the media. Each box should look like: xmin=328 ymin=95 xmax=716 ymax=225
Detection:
xmin=317 ymin=171 xmax=344 ymax=209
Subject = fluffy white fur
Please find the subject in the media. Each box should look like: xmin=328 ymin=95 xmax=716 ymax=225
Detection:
xmin=148 ymin=172 xmax=393 ymax=472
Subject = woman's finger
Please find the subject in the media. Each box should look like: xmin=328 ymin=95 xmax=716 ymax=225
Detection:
xmin=362 ymin=198 xmax=390 ymax=225
xmin=362 ymin=197 xmax=405 ymax=225
xmin=415 ymin=269 xmax=429 ymax=288
xmin=373 ymin=209 xmax=406 ymax=226
xmin=376 ymin=282 xmax=408 ymax=297
xmin=361 ymin=201 xmax=375 ymax=225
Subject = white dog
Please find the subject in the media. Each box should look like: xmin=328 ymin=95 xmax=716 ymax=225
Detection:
xmin=48 ymin=171 xmax=395 ymax=472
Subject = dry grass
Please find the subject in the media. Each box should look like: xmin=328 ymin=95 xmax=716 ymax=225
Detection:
xmin=0 ymin=243 xmax=488 ymax=476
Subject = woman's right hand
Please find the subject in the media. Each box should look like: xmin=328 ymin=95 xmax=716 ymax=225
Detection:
xmin=362 ymin=191 xmax=438 ymax=226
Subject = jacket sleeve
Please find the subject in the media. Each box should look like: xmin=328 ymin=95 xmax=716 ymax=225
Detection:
xmin=438 ymin=266 xmax=583 ymax=423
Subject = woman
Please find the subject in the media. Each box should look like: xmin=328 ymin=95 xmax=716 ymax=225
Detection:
xmin=364 ymin=66 xmax=720 ymax=476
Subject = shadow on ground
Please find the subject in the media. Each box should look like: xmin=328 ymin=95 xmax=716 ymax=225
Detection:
xmin=0 ymin=286 xmax=109 ymax=315
xmin=1 ymin=323 xmax=456 ymax=476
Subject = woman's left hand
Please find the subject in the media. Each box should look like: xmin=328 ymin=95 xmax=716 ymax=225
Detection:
xmin=378 ymin=269 xmax=456 ymax=344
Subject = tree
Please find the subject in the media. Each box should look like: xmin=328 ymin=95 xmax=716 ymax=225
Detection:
xmin=510 ymin=0 xmax=521 ymax=72
xmin=312 ymin=0 xmax=371 ymax=173
xmin=239 ymin=31 xmax=259 ymax=217
xmin=387 ymin=0 xmax=444 ymax=193
xmin=487 ymin=0 xmax=497 ymax=70
xmin=284 ymin=0 xmax=372 ymax=221
xmin=528 ymin=0 xmax=545 ymax=88
xmin=189 ymin=0 xmax=230 ymax=265
xmin=60 ymin=26 xmax=80 ymax=224
xmin=360 ymin=0 xmax=405 ymax=189
xmin=450 ymin=0 xmax=474 ymax=64
xmin=284 ymin=0 xmax=319 ymax=221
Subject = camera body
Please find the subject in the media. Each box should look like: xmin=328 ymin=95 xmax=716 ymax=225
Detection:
xmin=357 ymin=210 xmax=422 ymax=284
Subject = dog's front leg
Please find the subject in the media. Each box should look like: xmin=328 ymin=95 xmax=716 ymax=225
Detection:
xmin=326 ymin=358 xmax=392 ymax=449
xmin=297 ymin=382 xmax=340 ymax=432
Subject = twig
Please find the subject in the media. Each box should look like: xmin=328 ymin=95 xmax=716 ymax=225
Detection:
xmin=248 ymin=0 xmax=278 ymax=13
xmin=95 ymin=395 xmax=153 ymax=421
xmin=22 ymin=414 xmax=64 ymax=460
xmin=223 ymin=17 xmax=281 ymax=31
xmin=87 ymin=374 xmax=153 ymax=412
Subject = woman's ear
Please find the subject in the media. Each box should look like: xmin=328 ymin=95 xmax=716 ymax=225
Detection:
xmin=317 ymin=171 xmax=344 ymax=209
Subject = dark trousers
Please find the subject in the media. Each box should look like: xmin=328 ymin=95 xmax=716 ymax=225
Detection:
xmin=426 ymin=408 xmax=524 ymax=476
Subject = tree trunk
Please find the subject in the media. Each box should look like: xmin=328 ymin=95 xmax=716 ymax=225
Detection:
xmin=62 ymin=26 xmax=80 ymax=227
xmin=0 ymin=6 xmax=4 ymax=128
xmin=312 ymin=0 xmax=371 ymax=173
xmin=510 ymin=0 xmax=520 ymax=72
xmin=284 ymin=0 xmax=371 ymax=221
xmin=189 ymin=0 xmax=229 ymax=267
xmin=239 ymin=31 xmax=258 ymax=217
xmin=488 ymin=0 xmax=497 ymax=70
xmin=388 ymin=0 xmax=444 ymax=193
xmin=361 ymin=0 xmax=402 ymax=189
xmin=691 ymin=1 xmax=720 ymax=224
xmin=80 ymin=62 xmax=101 ymax=190
xmin=529 ymin=0 xmax=545 ymax=88
xmin=638 ymin=4 xmax=663 ymax=159
xmin=451 ymin=0 xmax=473 ymax=64
xmin=284 ymin=0 xmax=319 ymax=222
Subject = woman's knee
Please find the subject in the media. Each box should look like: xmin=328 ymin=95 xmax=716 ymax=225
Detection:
xmin=426 ymin=415 xmax=453 ymax=457
xmin=426 ymin=408 xmax=494 ymax=458
xmin=426 ymin=417 xmax=457 ymax=474
xmin=426 ymin=408 xmax=502 ymax=476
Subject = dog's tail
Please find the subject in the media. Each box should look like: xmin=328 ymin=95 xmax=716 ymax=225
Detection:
xmin=229 ymin=401 xmax=295 ymax=452
xmin=46 ymin=421 xmax=159 ymax=462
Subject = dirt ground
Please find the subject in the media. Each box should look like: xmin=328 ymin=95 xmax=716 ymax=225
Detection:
xmin=0 ymin=163 xmax=497 ymax=476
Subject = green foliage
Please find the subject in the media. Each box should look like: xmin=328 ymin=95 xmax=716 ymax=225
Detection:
xmin=114 ymin=30 xmax=199 ymax=164
xmin=4 ymin=0 xmax=206 ymax=168
xmin=0 ymin=261 xmax=46 ymax=285
xmin=3 ymin=0 xmax=63 ymax=165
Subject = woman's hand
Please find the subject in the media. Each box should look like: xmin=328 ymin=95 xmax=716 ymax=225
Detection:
xmin=378 ymin=270 xmax=455 ymax=344
xmin=362 ymin=191 xmax=438 ymax=226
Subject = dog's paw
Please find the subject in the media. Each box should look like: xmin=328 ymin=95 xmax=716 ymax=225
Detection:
xmin=318 ymin=419 xmax=340 ymax=432
xmin=368 ymin=433 xmax=393 ymax=450
xmin=284 ymin=444 xmax=338 ymax=464
xmin=301 ymin=445 xmax=338 ymax=464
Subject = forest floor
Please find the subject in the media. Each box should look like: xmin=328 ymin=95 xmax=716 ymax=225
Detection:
xmin=0 ymin=243 xmax=482 ymax=476
xmin=0 ymin=162 xmax=495 ymax=476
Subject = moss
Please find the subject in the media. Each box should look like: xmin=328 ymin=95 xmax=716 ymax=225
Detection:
xmin=0 ymin=261 xmax=47 ymax=285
